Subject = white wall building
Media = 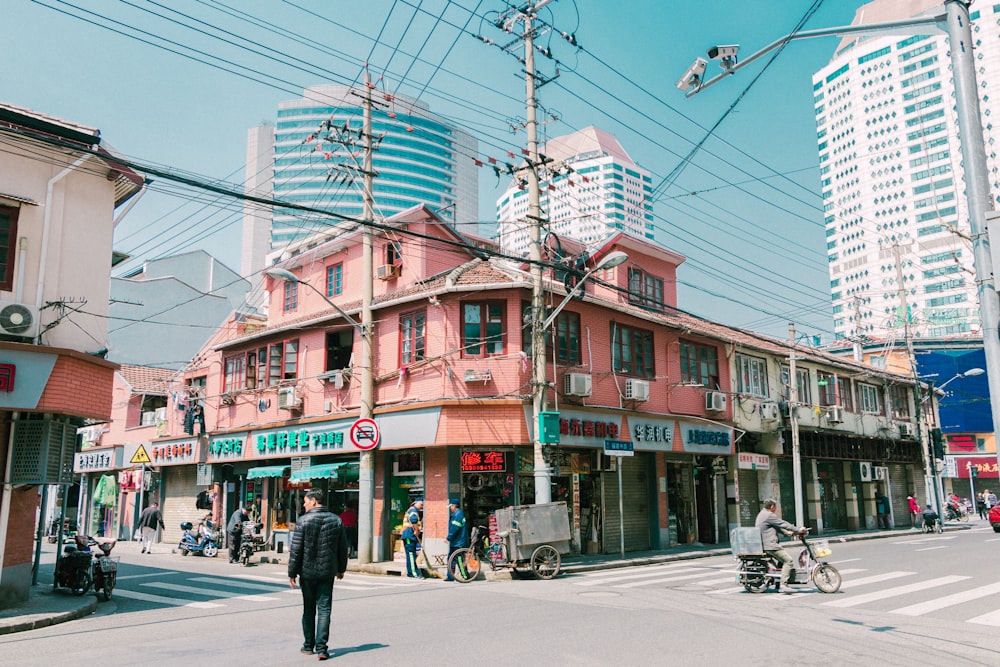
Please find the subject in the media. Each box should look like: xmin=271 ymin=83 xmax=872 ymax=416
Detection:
xmin=814 ymin=0 xmax=1000 ymax=340
xmin=495 ymin=126 xmax=654 ymax=257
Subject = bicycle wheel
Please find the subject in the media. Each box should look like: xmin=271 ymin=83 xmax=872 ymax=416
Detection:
xmin=102 ymin=572 xmax=115 ymax=601
xmin=740 ymin=561 xmax=769 ymax=594
xmin=530 ymin=545 xmax=560 ymax=579
xmin=812 ymin=563 xmax=842 ymax=593
xmin=447 ymin=548 xmax=480 ymax=583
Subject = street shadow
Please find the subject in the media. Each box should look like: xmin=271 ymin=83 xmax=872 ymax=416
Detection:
xmin=331 ymin=643 xmax=388 ymax=658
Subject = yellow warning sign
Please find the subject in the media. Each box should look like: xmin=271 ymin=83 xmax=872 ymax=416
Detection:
xmin=130 ymin=444 xmax=151 ymax=465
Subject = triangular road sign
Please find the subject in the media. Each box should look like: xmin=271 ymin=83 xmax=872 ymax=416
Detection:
xmin=130 ymin=444 xmax=151 ymax=465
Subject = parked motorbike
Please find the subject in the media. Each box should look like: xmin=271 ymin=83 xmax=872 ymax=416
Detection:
xmin=53 ymin=535 xmax=119 ymax=599
xmin=734 ymin=528 xmax=842 ymax=594
xmin=178 ymin=519 xmax=219 ymax=557
xmin=239 ymin=521 xmax=264 ymax=566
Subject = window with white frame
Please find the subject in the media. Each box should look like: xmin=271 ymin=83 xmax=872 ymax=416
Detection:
xmin=858 ymin=382 xmax=882 ymax=414
xmin=736 ymin=354 xmax=769 ymax=397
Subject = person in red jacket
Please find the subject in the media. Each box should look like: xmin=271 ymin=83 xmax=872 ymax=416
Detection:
xmin=907 ymin=494 xmax=921 ymax=530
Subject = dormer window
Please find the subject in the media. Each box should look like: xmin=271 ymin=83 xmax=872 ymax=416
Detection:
xmin=627 ymin=267 xmax=663 ymax=311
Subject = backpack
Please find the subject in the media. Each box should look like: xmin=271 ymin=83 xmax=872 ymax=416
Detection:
xmin=196 ymin=490 xmax=211 ymax=510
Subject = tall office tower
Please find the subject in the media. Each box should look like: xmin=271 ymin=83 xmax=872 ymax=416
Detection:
xmin=814 ymin=0 xmax=1000 ymax=340
xmin=266 ymin=84 xmax=477 ymax=254
xmin=495 ymin=126 xmax=654 ymax=257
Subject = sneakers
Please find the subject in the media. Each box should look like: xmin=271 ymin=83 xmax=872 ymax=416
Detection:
xmin=317 ymin=652 xmax=330 ymax=661
xmin=140 ymin=548 xmax=146 ymax=554
xmin=300 ymin=647 xmax=314 ymax=655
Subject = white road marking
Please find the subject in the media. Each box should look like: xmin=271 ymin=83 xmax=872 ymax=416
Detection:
xmin=823 ymin=575 xmax=969 ymax=608
xmin=890 ymin=581 xmax=1000 ymax=616
xmin=575 ymin=567 xmax=704 ymax=587
xmin=695 ymin=577 xmax=743 ymax=587
xmin=187 ymin=577 xmax=286 ymax=592
xmin=915 ymin=546 xmax=948 ymax=552
xmin=233 ymin=595 xmax=279 ymax=602
xmin=831 ymin=558 xmax=861 ymax=564
xmin=572 ymin=562 xmax=708 ymax=581
xmin=838 ymin=571 xmax=914 ymax=588
xmin=615 ymin=570 xmax=725 ymax=589
xmin=115 ymin=573 xmax=163 ymax=581
xmin=112 ymin=588 xmax=222 ymax=608
xmin=143 ymin=582 xmax=248 ymax=598
xmin=968 ymin=609 xmax=1000 ymax=626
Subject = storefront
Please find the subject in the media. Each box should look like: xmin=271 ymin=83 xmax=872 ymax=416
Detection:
xmin=137 ymin=436 xmax=204 ymax=545
xmin=73 ymin=447 xmax=122 ymax=541
xmin=206 ymin=431 xmax=250 ymax=546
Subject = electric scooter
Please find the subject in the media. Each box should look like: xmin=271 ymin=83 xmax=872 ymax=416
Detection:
xmin=178 ymin=519 xmax=219 ymax=557
xmin=733 ymin=528 xmax=842 ymax=594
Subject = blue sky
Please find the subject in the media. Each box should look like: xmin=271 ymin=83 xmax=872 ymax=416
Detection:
xmin=4 ymin=0 xmax=866 ymax=341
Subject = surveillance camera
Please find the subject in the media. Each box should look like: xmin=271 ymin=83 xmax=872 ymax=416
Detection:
xmin=707 ymin=45 xmax=739 ymax=60
xmin=676 ymin=57 xmax=708 ymax=92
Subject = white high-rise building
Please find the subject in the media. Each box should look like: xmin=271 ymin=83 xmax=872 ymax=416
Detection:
xmin=814 ymin=0 xmax=1000 ymax=340
xmin=495 ymin=126 xmax=654 ymax=256
xmin=242 ymin=85 xmax=478 ymax=277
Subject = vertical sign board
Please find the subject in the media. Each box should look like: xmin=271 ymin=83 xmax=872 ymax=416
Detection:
xmin=604 ymin=440 xmax=633 ymax=558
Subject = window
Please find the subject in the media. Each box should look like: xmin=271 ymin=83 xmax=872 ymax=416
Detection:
xmin=283 ymin=282 xmax=298 ymax=312
xmin=891 ymin=385 xmax=911 ymax=419
xmin=385 ymin=240 xmax=402 ymax=266
xmin=400 ymin=309 xmax=426 ymax=365
xmin=679 ymin=341 xmax=719 ymax=388
xmin=187 ymin=376 xmax=206 ymax=404
xmin=326 ymin=263 xmax=343 ymax=297
xmin=610 ymin=323 xmax=654 ymax=378
xmin=840 ymin=378 xmax=855 ymax=412
xmin=223 ymin=355 xmax=246 ymax=393
xmin=0 ymin=204 xmax=18 ymax=291
xmin=780 ymin=366 xmax=812 ymax=405
xmin=627 ymin=268 xmax=664 ymax=311
xmin=325 ymin=330 xmax=353 ymax=371
xmin=462 ymin=302 xmax=505 ymax=358
xmin=858 ymin=383 xmax=882 ymax=414
xmin=553 ymin=311 xmax=581 ymax=365
xmin=817 ymin=372 xmax=837 ymax=406
xmin=736 ymin=354 xmax=769 ymax=397
xmin=283 ymin=340 xmax=298 ymax=379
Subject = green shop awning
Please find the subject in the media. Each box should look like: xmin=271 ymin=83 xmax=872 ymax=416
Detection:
xmin=290 ymin=462 xmax=353 ymax=483
xmin=247 ymin=465 xmax=289 ymax=480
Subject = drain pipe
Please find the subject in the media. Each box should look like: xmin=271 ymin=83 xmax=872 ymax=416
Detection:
xmin=35 ymin=155 xmax=93 ymax=343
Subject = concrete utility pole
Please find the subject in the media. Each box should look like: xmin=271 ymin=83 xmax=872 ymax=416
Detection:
xmin=788 ymin=324 xmax=804 ymax=525
xmin=357 ymin=72 xmax=376 ymax=564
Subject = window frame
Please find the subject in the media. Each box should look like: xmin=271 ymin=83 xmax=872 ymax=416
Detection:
xmin=735 ymin=353 xmax=769 ymax=398
xmin=461 ymin=301 xmax=506 ymax=359
xmin=0 ymin=204 xmax=18 ymax=291
xmin=326 ymin=263 xmax=343 ymax=297
xmin=817 ymin=371 xmax=837 ymax=407
xmin=858 ymin=382 xmax=883 ymax=414
xmin=627 ymin=267 xmax=664 ymax=311
xmin=891 ymin=385 xmax=911 ymax=419
xmin=399 ymin=309 xmax=427 ymax=365
xmin=283 ymin=282 xmax=298 ymax=312
xmin=610 ymin=322 xmax=655 ymax=378
xmin=223 ymin=354 xmax=246 ymax=393
xmin=679 ymin=340 xmax=720 ymax=388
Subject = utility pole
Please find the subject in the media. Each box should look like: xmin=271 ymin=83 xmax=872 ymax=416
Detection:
xmin=357 ymin=71 xmax=376 ymax=563
xmin=788 ymin=324 xmax=804 ymax=525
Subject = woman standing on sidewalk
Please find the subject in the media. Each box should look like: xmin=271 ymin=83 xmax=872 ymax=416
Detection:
xmin=907 ymin=494 xmax=921 ymax=530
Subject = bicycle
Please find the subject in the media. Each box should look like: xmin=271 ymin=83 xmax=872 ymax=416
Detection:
xmin=447 ymin=525 xmax=509 ymax=583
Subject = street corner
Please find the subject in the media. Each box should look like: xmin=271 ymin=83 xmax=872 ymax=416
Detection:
xmin=0 ymin=585 xmax=97 ymax=635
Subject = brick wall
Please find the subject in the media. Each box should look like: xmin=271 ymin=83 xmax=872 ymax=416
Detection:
xmin=35 ymin=353 xmax=116 ymax=419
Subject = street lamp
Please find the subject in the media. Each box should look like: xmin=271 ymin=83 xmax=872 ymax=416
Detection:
xmin=532 ymin=250 xmax=628 ymax=504
xmin=265 ymin=268 xmax=366 ymax=335
xmin=936 ymin=367 xmax=985 ymax=395
xmin=682 ymin=0 xmax=1000 ymax=530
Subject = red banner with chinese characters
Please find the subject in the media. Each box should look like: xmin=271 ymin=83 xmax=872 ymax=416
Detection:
xmin=956 ymin=456 xmax=999 ymax=479
xmin=460 ymin=450 xmax=507 ymax=472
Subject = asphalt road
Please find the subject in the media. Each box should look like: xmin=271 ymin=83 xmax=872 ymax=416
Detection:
xmin=5 ymin=524 xmax=1000 ymax=665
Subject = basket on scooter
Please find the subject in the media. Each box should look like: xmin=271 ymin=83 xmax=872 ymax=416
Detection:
xmin=812 ymin=539 xmax=832 ymax=558
xmin=99 ymin=556 xmax=120 ymax=573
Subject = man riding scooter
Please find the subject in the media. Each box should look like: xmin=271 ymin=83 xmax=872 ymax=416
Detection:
xmin=755 ymin=499 xmax=808 ymax=595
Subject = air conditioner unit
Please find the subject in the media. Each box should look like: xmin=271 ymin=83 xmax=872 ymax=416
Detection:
xmin=858 ymin=461 xmax=873 ymax=482
xmin=827 ymin=406 xmax=844 ymax=423
xmin=564 ymin=373 xmax=593 ymax=397
xmin=759 ymin=403 xmax=780 ymax=421
xmin=0 ymin=302 xmax=39 ymax=338
xmin=705 ymin=391 xmax=727 ymax=412
xmin=898 ymin=423 xmax=913 ymax=438
xmin=154 ymin=407 xmax=168 ymax=422
xmin=625 ymin=378 xmax=650 ymax=401
xmin=376 ymin=264 xmax=400 ymax=280
xmin=277 ymin=386 xmax=302 ymax=410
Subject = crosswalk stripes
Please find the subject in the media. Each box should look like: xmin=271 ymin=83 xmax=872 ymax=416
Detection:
xmin=112 ymin=588 xmax=224 ymax=608
xmin=890 ymin=581 xmax=1000 ymax=616
xmin=822 ymin=575 xmax=970 ymax=608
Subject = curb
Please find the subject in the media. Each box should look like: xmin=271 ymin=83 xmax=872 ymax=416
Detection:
xmin=0 ymin=594 xmax=96 ymax=636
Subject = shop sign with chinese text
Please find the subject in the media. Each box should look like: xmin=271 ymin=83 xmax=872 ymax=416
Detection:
xmin=461 ymin=450 xmax=507 ymax=472
xmin=73 ymin=447 xmax=122 ymax=473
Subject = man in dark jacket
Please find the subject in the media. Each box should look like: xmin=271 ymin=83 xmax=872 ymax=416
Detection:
xmin=755 ymin=498 xmax=806 ymax=594
xmin=445 ymin=498 xmax=468 ymax=581
xmin=227 ymin=504 xmax=250 ymax=564
xmin=288 ymin=489 xmax=348 ymax=661
xmin=138 ymin=501 xmax=165 ymax=554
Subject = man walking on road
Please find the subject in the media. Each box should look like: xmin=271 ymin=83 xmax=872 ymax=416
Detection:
xmin=288 ymin=489 xmax=349 ymax=661
xmin=227 ymin=504 xmax=250 ymax=564
xmin=755 ymin=499 xmax=806 ymax=594
xmin=138 ymin=501 xmax=165 ymax=554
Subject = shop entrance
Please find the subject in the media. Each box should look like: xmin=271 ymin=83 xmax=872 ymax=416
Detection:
xmin=816 ymin=461 xmax=847 ymax=531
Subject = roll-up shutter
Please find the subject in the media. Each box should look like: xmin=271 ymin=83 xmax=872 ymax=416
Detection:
xmin=737 ymin=468 xmax=761 ymax=527
xmin=601 ymin=454 xmax=650 ymax=553
xmin=161 ymin=466 xmax=201 ymax=545
xmin=887 ymin=463 xmax=910 ymax=526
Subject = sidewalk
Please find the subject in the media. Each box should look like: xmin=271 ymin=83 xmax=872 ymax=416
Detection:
xmin=0 ymin=522 xmax=974 ymax=634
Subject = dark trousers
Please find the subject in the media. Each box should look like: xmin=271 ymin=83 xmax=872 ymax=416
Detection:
xmin=403 ymin=539 xmax=420 ymax=577
xmin=299 ymin=577 xmax=334 ymax=653
xmin=228 ymin=531 xmax=241 ymax=562
xmin=445 ymin=544 xmax=462 ymax=580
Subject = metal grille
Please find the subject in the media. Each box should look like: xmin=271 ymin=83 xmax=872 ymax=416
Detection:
xmin=10 ymin=418 xmax=77 ymax=485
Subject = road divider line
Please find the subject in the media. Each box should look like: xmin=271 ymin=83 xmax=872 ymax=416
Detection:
xmin=823 ymin=575 xmax=968 ymax=608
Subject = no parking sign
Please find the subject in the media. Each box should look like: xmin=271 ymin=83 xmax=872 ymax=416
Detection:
xmin=349 ymin=418 xmax=380 ymax=450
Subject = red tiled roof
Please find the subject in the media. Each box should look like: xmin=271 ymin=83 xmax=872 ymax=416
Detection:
xmin=119 ymin=365 xmax=178 ymax=395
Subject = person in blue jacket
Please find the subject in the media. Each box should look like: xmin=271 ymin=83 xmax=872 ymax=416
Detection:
xmin=401 ymin=522 xmax=422 ymax=578
xmin=445 ymin=498 xmax=468 ymax=581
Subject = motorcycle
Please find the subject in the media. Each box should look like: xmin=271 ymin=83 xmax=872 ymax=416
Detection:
xmin=238 ymin=521 xmax=264 ymax=566
xmin=945 ymin=503 xmax=969 ymax=522
xmin=178 ymin=519 xmax=219 ymax=557
xmin=53 ymin=535 xmax=118 ymax=600
xmin=733 ymin=528 xmax=842 ymax=594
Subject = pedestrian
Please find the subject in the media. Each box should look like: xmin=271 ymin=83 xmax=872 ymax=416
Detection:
xmin=227 ymin=503 xmax=250 ymax=564
xmin=986 ymin=488 xmax=998 ymax=510
xmin=340 ymin=501 xmax=357 ymax=558
xmin=288 ymin=489 xmax=348 ymax=661
xmin=907 ymin=494 xmax=921 ymax=530
xmin=875 ymin=490 xmax=891 ymax=530
xmin=445 ymin=498 xmax=468 ymax=581
xmin=405 ymin=497 xmax=423 ymax=538
xmin=137 ymin=501 xmax=165 ymax=554
xmin=401 ymin=520 xmax=422 ymax=579
xmin=977 ymin=492 xmax=987 ymax=520
xmin=754 ymin=499 xmax=807 ymax=594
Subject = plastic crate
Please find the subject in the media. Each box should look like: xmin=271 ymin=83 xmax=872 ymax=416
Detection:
xmin=730 ymin=527 xmax=764 ymax=556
